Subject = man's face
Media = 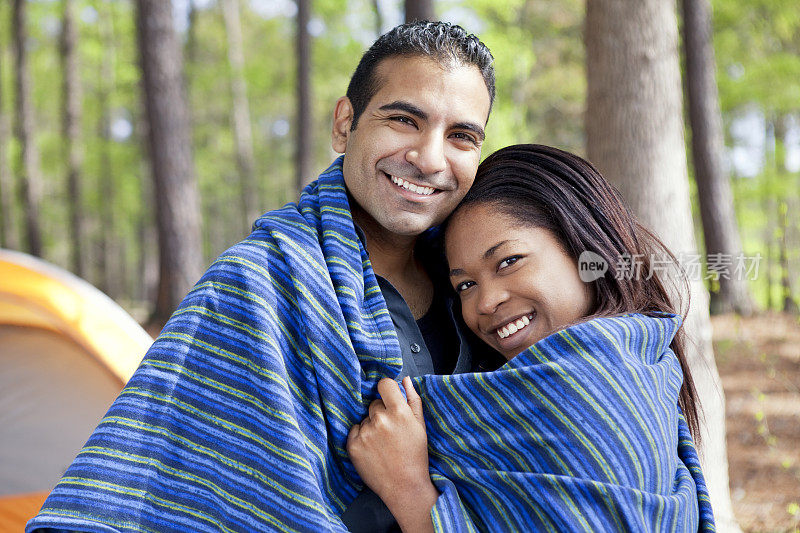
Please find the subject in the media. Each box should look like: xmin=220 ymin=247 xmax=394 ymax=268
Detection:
xmin=332 ymin=55 xmax=491 ymax=238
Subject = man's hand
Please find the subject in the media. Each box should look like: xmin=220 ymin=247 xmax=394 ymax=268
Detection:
xmin=347 ymin=376 xmax=437 ymax=532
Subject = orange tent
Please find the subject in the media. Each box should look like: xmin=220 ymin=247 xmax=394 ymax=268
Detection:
xmin=0 ymin=249 xmax=153 ymax=531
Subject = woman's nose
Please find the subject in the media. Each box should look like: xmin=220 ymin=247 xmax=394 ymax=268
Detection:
xmin=475 ymin=283 xmax=509 ymax=315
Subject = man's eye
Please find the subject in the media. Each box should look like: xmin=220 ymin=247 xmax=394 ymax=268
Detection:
xmin=454 ymin=280 xmax=474 ymax=293
xmin=451 ymin=132 xmax=477 ymax=145
xmin=391 ymin=115 xmax=415 ymax=126
xmin=498 ymin=256 xmax=521 ymax=269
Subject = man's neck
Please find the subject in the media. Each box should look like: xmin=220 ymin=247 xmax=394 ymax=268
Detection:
xmin=353 ymin=211 xmax=433 ymax=319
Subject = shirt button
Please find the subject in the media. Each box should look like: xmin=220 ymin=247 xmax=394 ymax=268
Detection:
xmin=410 ymin=343 xmax=421 ymax=354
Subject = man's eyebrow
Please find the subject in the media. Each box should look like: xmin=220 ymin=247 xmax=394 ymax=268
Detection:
xmin=453 ymin=121 xmax=486 ymax=141
xmin=448 ymin=240 xmax=511 ymax=277
xmin=378 ymin=101 xmax=427 ymax=120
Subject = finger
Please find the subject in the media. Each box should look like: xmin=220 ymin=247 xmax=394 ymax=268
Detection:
xmin=368 ymin=398 xmax=386 ymax=419
xmin=378 ymin=377 xmax=406 ymax=411
xmin=346 ymin=423 xmax=361 ymax=450
xmin=402 ymin=376 xmax=424 ymax=422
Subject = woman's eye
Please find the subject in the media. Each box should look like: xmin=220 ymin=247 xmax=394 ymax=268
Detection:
xmin=498 ymin=256 xmax=520 ymax=269
xmin=454 ymin=280 xmax=474 ymax=293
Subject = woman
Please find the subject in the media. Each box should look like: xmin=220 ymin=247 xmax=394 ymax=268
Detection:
xmin=346 ymin=145 xmax=715 ymax=532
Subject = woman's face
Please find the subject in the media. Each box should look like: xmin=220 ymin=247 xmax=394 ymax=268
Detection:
xmin=446 ymin=203 xmax=594 ymax=360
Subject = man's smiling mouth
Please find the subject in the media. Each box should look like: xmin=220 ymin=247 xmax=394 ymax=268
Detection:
xmin=384 ymin=172 xmax=437 ymax=196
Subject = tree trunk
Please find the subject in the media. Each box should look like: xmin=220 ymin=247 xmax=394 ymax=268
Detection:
xmin=372 ymin=0 xmax=384 ymax=36
xmin=136 ymin=0 xmax=204 ymax=325
xmin=585 ymin=1 xmax=740 ymax=530
xmin=680 ymin=0 xmax=753 ymax=316
xmin=96 ymin=62 xmax=114 ymax=295
xmin=773 ymin=117 xmax=799 ymax=314
xmin=92 ymin=3 xmax=122 ymax=298
xmin=763 ymin=187 xmax=775 ymax=312
xmin=12 ymin=0 xmax=43 ymax=257
xmin=186 ymin=0 xmax=198 ymax=69
xmin=221 ymin=0 xmax=259 ymax=230
xmin=136 ymin=112 xmax=158 ymax=308
xmin=0 ymin=43 xmax=17 ymax=250
xmin=295 ymin=0 xmax=313 ymax=193
xmin=778 ymin=201 xmax=798 ymax=313
xmin=404 ymin=0 xmax=434 ymax=23
xmin=60 ymin=0 xmax=86 ymax=277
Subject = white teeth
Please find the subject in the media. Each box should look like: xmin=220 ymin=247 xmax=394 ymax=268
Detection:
xmin=497 ymin=314 xmax=534 ymax=339
xmin=389 ymin=174 xmax=435 ymax=196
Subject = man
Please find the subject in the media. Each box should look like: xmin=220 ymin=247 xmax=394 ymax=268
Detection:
xmin=332 ymin=24 xmax=494 ymax=531
xmin=28 ymin=21 xmax=495 ymax=533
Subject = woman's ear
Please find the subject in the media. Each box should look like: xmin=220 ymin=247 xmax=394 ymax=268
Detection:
xmin=331 ymin=97 xmax=354 ymax=154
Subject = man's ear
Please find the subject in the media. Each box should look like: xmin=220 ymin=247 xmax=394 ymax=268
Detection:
xmin=331 ymin=97 xmax=354 ymax=154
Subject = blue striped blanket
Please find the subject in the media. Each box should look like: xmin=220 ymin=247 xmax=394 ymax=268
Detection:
xmin=419 ymin=313 xmax=716 ymax=532
xmin=28 ymin=157 xmax=713 ymax=532
xmin=28 ymin=158 xmax=402 ymax=532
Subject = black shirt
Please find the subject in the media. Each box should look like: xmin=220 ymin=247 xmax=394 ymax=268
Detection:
xmin=341 ymin=227 xmax=496 ymax=532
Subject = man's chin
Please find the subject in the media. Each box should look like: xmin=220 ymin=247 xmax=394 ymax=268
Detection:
xmin=387 ymin=218 xmax=442 ymax=237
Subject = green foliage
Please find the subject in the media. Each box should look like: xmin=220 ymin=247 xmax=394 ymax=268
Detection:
xmin=456 ymin=0 xmax=585 ymax=155
xmin=712 ymin=0 xmax=800 ymax=310
xmin=713 ymin=0 xmax=800 ymax=114
xmin=2 ymin=0 xmax=795 ymax=312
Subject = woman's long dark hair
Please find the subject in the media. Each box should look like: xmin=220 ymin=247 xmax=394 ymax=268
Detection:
xmin=447 ymin=144 xmax=702 ymax=444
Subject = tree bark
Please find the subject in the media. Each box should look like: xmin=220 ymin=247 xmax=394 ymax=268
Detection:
xmin=95 ymin=4 xmax=117 ymax=297
xmin=681 ymin=0 xmax=753 ymax=315
xmin=404 ymin=0 xmax=434 ymax=23
xmin=136 ymin=0 xmax=204 ymax=325
xmin=0 ymin=43 xmax=17 ymax=250
xmin=221 ymin=0 xmax=259 ymax=230
xmin=295 ymin=0 xmax=313 ymax=193
xmin=762 ymin=176 xmax=775 ymax=311
xmin=778 ymin=201 xmax=798 ymax=313
xmin=773 ymin=117 xmax=799 ymax=314
xmin=60 ymin=0 xmax=86 ymax=277
xmin=136 ymin=112 xmax=158 ymax=308
xmin=186 ymin=0 xmax=199 ymax=69
xmin=585 ymin=1 xmax=739 ymax=530
xmin=12 ymin=0 xmax=44 ymax=257
xmin=372 ymin=0 xmax=384 ymax=36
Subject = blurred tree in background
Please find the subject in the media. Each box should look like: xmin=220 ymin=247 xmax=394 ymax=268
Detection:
xmin=0 ymin=0 xmax=795 ymax=332
xmin=682 ymin=0 xmax=754 ymax=316
xmin=712 ymin=0 xmax=800 ymax=313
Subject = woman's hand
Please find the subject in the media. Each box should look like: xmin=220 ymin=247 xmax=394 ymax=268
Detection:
xmin=347 ymin=376 xmax=437 ymax=532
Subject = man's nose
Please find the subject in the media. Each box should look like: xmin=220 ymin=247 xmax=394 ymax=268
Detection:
xmin=475 ymin=282 xmax=509 ymax=316
xmin=406 ymin=131 xmax=446 ymax=175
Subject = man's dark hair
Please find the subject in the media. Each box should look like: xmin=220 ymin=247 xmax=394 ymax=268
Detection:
xmin=346 ymin=21 xmax=495 ymax=130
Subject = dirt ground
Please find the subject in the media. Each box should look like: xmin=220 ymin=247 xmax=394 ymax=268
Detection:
xmin=713 ymin=313 xmax=800 ymax=533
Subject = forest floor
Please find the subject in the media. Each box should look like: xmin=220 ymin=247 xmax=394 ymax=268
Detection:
xmin=713 ymin=313 xmax=800 ymax=532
